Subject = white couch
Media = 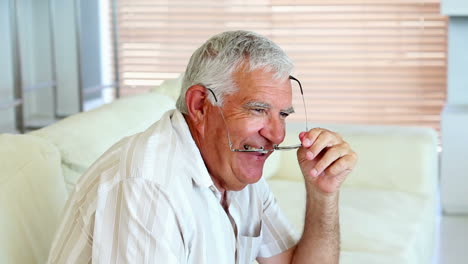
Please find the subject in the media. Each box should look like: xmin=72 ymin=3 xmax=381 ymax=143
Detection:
xmin=0 ymin=79 xmax=440 ymax=263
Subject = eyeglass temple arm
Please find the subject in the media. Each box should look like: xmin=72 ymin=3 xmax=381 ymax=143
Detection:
xmin=206 ymin=76 xmax=302 ymax=101
xmin=289 ymin=75 xmax=303 ymax=95
xmin=206 ymin=88 xmax=218 ymax=103
xmin=206 ymin=77 xmax=302 ymax=101
xmin=289 ymin=75 xmax=309 ymax=131
xmin=206 ymin=76 xmax=309 ymax=131
xmin=206 ymin=88 xmax=239 ymax=151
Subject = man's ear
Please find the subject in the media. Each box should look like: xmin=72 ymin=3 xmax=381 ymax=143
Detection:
xmin=185 ymin=85 xmax=210 ymax=127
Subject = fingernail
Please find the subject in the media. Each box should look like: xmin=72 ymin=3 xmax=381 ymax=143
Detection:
xmin=299 ymin=132 xmax=306 ymax=139
xmin=303 ymin=138 xmax=311 ymax=146
xmin=306 ymin=151 xmax=314 ymax=160
xmin=311 ymin=168 xmax=318 ymax=178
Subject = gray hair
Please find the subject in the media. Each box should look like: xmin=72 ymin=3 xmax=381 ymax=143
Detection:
xmin=176 ymin=30 xmax=294 ymax=114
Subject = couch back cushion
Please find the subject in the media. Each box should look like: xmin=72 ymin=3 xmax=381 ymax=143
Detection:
xmin=271 ymin=124 xmax=439 ymax=197
xmin=151 ymin=74 xmax=184 ymax=101
xmin=30 ymin=92 xmax=175 ymax=191
xmin=0 ymin=134 xmax=68 ymax=263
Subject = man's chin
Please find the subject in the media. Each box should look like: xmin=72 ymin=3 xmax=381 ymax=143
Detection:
xmin=232 ymin=153 xmax=267 ymax=189
xmin=225 ymin=170 xmax=263 ymax=191
xmin=238 ymin=168 xmax=264 ymax=185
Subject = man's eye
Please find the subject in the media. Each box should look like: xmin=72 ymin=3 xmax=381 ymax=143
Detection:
xmin=253 ymin=108 xmax=266 ymax=114
xmin=280 ymin=112 xmax=289 ymax=118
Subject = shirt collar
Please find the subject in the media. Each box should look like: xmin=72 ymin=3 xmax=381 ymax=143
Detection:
xmin=170 ymin=109 xmax=215 ymax=189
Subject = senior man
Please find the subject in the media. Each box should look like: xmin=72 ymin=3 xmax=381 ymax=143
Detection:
xmin=48 ymin=30 xmax=357 ymax=263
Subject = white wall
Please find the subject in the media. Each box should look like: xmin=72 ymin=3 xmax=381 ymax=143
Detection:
xmin=446 ymin=18 xmax=468 ymax=104
xmin=100 ymin=0 xmax=113 ymax=86
xmin=442 ymin=0 xmax=468 ymax=15
xmin=19 ymin=0 xmax=54 ymax=122
xmin=0 ymin=0 xmax=15 ymax=131
xmin=80 ymin=0 xmax=105 ymax=102
xmin=52 ymin=0 xmax=81 ymax=116
xmin=440 ymin=0 xmax=468 ymax=214
xmin=0 ymin=0 xmax=103 ymax=132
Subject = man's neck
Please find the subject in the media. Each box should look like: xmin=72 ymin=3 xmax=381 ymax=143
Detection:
xmin=183 ymin=113 xmax=230 ymax=206
xmin=184 ymin=114 xmax=229 ymax=189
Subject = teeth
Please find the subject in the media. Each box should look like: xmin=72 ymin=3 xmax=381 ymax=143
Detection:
xmin=243 ymin=144 xmax=264 ymax=151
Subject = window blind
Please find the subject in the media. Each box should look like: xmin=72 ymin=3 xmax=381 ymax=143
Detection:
xmin=115 ymin=0 xmax=447 ymax=130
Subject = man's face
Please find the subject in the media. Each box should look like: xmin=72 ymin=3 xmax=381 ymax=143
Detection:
xmin=200 ymin=68 xmax=293 ymax=191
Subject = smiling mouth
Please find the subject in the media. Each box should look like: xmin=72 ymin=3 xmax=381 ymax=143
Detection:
xmin=242 ymin=144 xmax=268 ymax=156
xmin=243 ymin=144 xmax=264 ymax=151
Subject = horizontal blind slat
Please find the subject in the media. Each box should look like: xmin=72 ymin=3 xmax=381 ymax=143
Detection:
xmin=115 ymin=1 xmax=447 ymax=131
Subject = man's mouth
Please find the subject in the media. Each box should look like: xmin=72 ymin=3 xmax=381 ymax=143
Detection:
xmin=243 ymin=144 xmax=264 ymax=151
xmin=243 ymin=144 xmax=268 ymax=156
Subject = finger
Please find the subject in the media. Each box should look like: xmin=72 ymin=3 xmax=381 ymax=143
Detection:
xmin=324 ymin=152 xmax=357 ymax=179
xmin=310 ymin=143 xmax=351 ymax=177
xmin=299 ymin=131 xmax=307 ymax=140
xmin=299 ymin=127 xmax=323 ymax=148
xmin=316 ymin=168 xmax=351 ymax=193
xmin=311 ymin=154 xmax=356 ymax=194
xmin=306 ymin=131 xmax=342 ymax=160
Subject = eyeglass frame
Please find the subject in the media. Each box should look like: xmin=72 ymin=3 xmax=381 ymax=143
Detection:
xmin=205 ymin=75 xmax=309 ymax=154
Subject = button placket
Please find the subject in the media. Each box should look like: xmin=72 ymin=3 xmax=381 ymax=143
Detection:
xmin=207 ymin=185 xmax=237 ymax=261
xmin=225 ymin=192 xmax=243 ymax=264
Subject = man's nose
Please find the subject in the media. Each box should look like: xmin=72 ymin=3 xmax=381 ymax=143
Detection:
xmin=260 ymin=116 xmax=285 ymax=145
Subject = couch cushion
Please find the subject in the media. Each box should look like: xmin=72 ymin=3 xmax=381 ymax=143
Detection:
xmin=271 ymin=124 xmax=439 ymax=197
xmin=266 ymin=179 xmax=437 ymax=264
xmin=0 ymin=134 xmax=68 ymax=263
xmin=30 ymin=92 xmax=175 ymax=191
xmin=151 ymin=74 xmax=184 ymax=101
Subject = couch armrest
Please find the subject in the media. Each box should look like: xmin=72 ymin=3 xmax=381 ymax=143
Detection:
xmin=0 ymin=134 xmax=68 ymax=263
xmin=30 ymin=92 xmax=176 ymax=191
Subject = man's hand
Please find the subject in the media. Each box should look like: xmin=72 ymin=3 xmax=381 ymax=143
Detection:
xmin=297 ymin=128 xmax=357 ymax=194
xmin=260 ymin=128 xmax=357 ymax=264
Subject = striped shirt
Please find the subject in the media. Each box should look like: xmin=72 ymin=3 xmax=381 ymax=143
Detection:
xmin=48 ymin=109 xmax=298 ymax=264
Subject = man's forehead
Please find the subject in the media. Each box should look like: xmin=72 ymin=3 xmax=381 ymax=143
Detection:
xmin=234 ymin=79 xmax=293 ymax=97
xmin=233 ymin=68 xmax=291 ymax=88
xmin=229 ymin=69 xmax=294 ymax=105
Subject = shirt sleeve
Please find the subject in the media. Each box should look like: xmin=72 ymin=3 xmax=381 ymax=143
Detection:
xmin=92 ymin=178 xmax=185 ymax=264
xmin=49 ymin=178 xmax=186 ymax=263
xmin=256 ymin=178 xmax=300 ymax=258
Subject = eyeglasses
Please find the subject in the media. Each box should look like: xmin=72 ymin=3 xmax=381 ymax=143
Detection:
xmin=207 ymin=75 xmax=309 ymax=154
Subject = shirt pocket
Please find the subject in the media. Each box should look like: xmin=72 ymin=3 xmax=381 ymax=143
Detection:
xmin=238 ymin=221 xmax=263 ymax=264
